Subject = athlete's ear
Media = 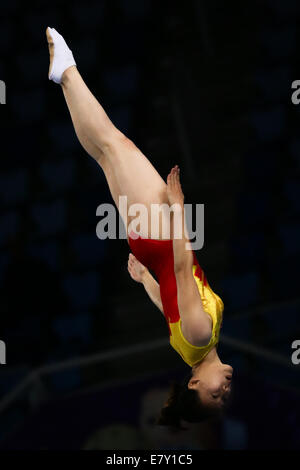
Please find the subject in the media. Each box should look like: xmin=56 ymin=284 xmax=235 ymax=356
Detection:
xmin=187 ymin=378 xmax=199 ymax=390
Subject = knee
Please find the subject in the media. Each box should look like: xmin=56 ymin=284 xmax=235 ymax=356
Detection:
xmin=95 ymin=150 xmax=108 ymax=170
xmin=101 ymin=130 xmax=136 ymax=156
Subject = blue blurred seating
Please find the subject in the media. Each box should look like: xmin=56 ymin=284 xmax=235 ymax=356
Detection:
xmin=1 ymin=0 xmax=20 ymax=15
xmin=230 ymin=231 xmax=265 ymax=269
xmin=221 ymin=354 xmax=247 ymax=373
xmin=0 ymin=169 xmax=29 ymax=205
xmin=74 ymin=188 xmax=110 ymax=226
xmin=250 ymin=106 xmax=286 ymax=141
xmin=82 ymin=154 xmax=108 ymax=187
xmin=71 ymin=1 xmax=105 ymax=31
xmin=219 ymin=271 xmax=259 ymax=312
xmin=0 ymin=60 xmax=5 ymax=77
xmin=103 ymin=65 xmax=139 ymax=101
xmin=49 ymin=368 xmax=81 ymax=392
xmin=289 ymin=138 xmax=300 ymax=168
xmin=0 ymin=21 xmax=15 ymax=55
xmin=255 ymin=361 xmax=296 ymax=388
xmin=267 ymin=253 xmax=299 ymax=299
xmin=16 ymin=50 xmax=46 ymax=84
xmin=256 ymin=304 xmax=299 ymax=342
xmin=38 ymin=346 xmax=81 ymax=392
xmin=44 ymin=345 xmax=82 ymax=392
xmin=62 ymin=271 xmax=101 ymax=309
xmin=263 ymin=0 xmax=300 ymax=21
xmin=24 ymin=10 xmax=62 ymax=41
xmin=0 ymin=409 xmax=26 ymax=445
xmin=0 ymin=366 xmax=30 ymax=396
xmin=53 ymin=312 xmax=92 ymax=345
xmin=119 ymin=0 xmax=151 ymax=20
xmin=109 ymin=105 xmax=133 ymax=135
xmin=243 ymin=147 xmax=279 ymax=188
xmin=6 ymin=126 xmax=38 ymax=167
xmin=48 ymin=121 xmax=79 ymax=152
xmin=72 ymin=38 xmax=98 ymax=71
xmin=39 ymin=158 xmax=76 ymax=193
xmin=27 ymin=241 xmax=59 ymax=271
xmin=11 ymin=88 xmax=46 ymax=122
xmin=278 ymin=222 xmax=300 ymax=255
xmin=237 ymin=190 xmax=272 ymax=227
xmin=31 ymin=199 xmax=67 ymax=236
xmin=222 ymin=418 xmax=248 ymax=450
xmin=284 ymin=179 xmax=300 ymax=215
xmin=254 ymin=67 xmax=291 ymax=103
xmin=71 ymin=233 xmax=107 ymax=268
xmin=0 ymin=252 xmax=10 ymax=284
xmin=111 ymin=26 xmax=146 ymax=62
xmin=4 ymin=316 xmax=43 ymax=348
xmin=0 ymin=212 xmax=20 ymax=246
xmin=221 ymin=315 xmax=251 ymax=340
xmin=259 ymin=27 xmax=296 ymax=60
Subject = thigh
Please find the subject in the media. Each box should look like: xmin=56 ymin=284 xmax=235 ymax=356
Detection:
xmin=99 ymin=156 xmax=170 ymax=241
xmin=105 ymin=138 xmax=172 ymax=239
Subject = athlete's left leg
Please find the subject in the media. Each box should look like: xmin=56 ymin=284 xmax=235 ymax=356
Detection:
xmin=46 ymin=27 xmax=172 ymax=239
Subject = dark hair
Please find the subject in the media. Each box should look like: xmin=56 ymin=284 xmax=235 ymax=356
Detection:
xmin=156 ymin=370 xmax=227 ymax=431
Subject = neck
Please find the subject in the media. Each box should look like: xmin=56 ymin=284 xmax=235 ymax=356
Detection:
xmin=192 ymin=347 xmax=221 ymax=372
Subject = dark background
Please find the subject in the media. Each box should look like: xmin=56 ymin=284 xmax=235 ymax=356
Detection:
xmin=0 ymin=0 xmax=299 ymax=450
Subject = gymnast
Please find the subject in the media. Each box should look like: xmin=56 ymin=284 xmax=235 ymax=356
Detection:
xmin=46 ymin=27 xmax=233 ymax=429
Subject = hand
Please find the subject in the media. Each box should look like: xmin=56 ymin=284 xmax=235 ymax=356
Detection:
xmin=167 ymin=165 xmax=184 ymax=207
xmin=127 ymin=253 xmax=147 ymax=283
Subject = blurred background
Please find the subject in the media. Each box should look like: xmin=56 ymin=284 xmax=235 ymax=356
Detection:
xmin=0 ymin=0 xmax=300 ymax=450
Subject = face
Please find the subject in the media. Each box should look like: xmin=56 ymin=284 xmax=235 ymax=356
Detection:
xmin=189 ymin=363 xmax=233 ymax=410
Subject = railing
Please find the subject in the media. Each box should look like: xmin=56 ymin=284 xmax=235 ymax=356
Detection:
xmin=0 ymin=326 xmax=297 ymax=414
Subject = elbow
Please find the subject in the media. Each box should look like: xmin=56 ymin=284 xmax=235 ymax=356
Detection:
xmin=174 ymin=253 xmax=193 ymax=275
xmin=174 ymin=262 xmax=186 ymax=275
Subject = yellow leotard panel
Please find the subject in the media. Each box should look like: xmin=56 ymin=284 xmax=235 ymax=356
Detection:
xmin=169 ymin=265 xmax=224 ymax=367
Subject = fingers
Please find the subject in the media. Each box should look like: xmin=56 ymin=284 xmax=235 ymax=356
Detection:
xmin=127 ymin=253 xmax=137 ymax=269
xmin=128 ymin=253 xmax=133 ymax=266
xmin=128 ymin=253 xmax=136 ymax=262
xmin=168 ymin=165 xmax=180 ymax=179
xmin=167 ymin=165 xmax=181 ymax=190
xmin=127 ymin=256 xmax=134 ymax=276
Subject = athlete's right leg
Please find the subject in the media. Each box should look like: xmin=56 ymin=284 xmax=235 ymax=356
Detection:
xmin=46 ymin=27 xmax=171 ymax=239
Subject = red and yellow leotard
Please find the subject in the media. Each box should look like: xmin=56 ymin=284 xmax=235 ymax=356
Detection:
xmin=128 ymin=231 xmax=224 ymax=367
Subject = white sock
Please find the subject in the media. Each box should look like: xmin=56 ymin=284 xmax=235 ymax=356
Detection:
xmin=47 ymin=27 xmax=76 ymax=84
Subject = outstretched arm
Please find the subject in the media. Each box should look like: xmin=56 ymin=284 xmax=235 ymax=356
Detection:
xmin=167 ymin=166 xmax=212 ymax=345
xmin=167 ymin=165 xmax=193 ymax=272
xmin=127 ymin=254 xmax=164 ymax=315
